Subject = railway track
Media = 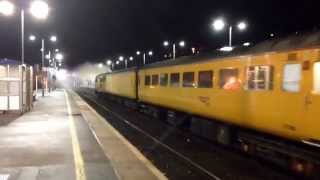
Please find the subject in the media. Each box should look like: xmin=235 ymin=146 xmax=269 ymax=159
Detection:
xmin=76 ymin=88 xmax=296 ymax=180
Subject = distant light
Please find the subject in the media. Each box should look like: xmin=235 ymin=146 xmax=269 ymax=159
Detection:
xmin=55 ymin=53 xmax=63 ymax=61
xmin=163 ymin=41 xmax=169 ymax=47
xmin=55 ymin=49 xmax=59 ymax=52
xmin=50 ymin=36 xmax=57 ymax=42
xmin=212 ymin=19 xmax=225 ymax=31
xmin=29 ymin=35 xmax=36 ymax=41
xmin=148 ymin=51 xmax=153 ymax=56
xmin=219 ymin=46 xmax=234 ymax=52
xmin=270 ymin=33 xmax=275 ymax=37
xmin=30 ymin=0 xmax=49 ymax=19
xmin=98 ymin=63 xmax=103 ymax=68
xmin=45 ymin=54 xmax=50 ymax=59
xmin=243 ymin=42 xmax=251 ymax=47
xmin=237 ymin=22 xmax=247 ymax=31
xmin=116 ymin=61 xmax=120 ymax=65
xmin=179 ymin=41 xmax=186 ymax=47
xmin=0 ymin=0 xmax=15 ymax=16
xmin=191 ymin=47 xmax=196 ymax=54
xmin=136 ymin=51 xmax=141 ymax=55
xmin=58 ymin=62 xmax=62 ymax=67
xmin=119 ymin=56 xmax=124 ymax=61
xmin=106 ymin=60 xmax=112 ymax=66
xmin=129 ymin=56 xmax=134 ymax=61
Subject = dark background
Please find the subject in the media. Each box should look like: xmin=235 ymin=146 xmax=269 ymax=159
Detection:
xmin=0 ymin=0 xmax=319 ymax=68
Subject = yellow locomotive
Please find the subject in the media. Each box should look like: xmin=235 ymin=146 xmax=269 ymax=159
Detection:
xmin=95 ymin=32 xmax=320 ymax=175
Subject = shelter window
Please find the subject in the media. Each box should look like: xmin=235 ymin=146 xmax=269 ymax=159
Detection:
xmin=160 ymin=73 xmax=168 ymax=86
xmin=145 ymin=75 xmax=151 ymax=86
xmin=183 ymin=72 xmax=195 ymax=87
xmin=314 ymin=62 xmax=320 ymax=93
xmin=170 ymin=73 xmax=180 ymax=87
xmin=152 ymin=75 xmax=159 ymax=86
xmin=283 ymin=64 xmax=302 ymax=92
xmin=246 ymin=66 xmax=273 ymax=90
xmin=219 ymin=69 xmax=240 ymax=90
xmin=198 ymin=71 xmax=213 ymax=88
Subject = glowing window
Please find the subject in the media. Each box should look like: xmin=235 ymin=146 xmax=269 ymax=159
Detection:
xmin=198 ymin=71 xmax=213 ymax=88
xmin=160 ymin=74 xmax=168 ymax=86
xmin=145 ymin=75 xmax=150 ymax=86
xmin=247 ymin=66 xmax=273 ymax=90
xmin=151 ymin=75 xmax=159 ymax=86
xmin=170 ymin=73 xmax=180 ymax=87
xmin=219 ymin=69 xmax=240 ymax=90
xmin=283 ymin=64 xmax=302 ymax=92
xmin=314 ymin=62 xmax=320 ymax=93
xmin=183 ymin=72 xmax=195 ymax=87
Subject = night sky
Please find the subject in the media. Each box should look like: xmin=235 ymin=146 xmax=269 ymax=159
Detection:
xmin=0 ymin=0 xmax=319 ymax=68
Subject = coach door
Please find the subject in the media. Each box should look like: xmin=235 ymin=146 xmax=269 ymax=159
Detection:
xmin=305 ymin=61 xmax=320 ymax=141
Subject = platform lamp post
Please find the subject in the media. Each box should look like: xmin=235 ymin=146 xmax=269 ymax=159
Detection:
xmin=212 ymin=18 xmax=247 ymax=52
xmin=29 ymin=35 xmax=57 ymax=97
xmin=0 ymin=0 xmax=49 ymax=65
xmin=136 ymin=50 xmax=153 ymax=66
xmin=163 ymin=40 xmax=185 ymax=60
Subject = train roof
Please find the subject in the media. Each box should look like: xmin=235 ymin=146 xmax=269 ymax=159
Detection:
xmin=141 ymin=31 xmax=320 ymax=69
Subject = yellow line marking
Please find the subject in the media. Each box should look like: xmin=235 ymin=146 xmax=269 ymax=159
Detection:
xmin=64 ymin=90 xmax=87 ymax=180
xmin=71 ymin=91 xmax=167 ymax=180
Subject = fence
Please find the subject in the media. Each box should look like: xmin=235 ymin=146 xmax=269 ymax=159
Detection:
xmin=0 ymin=64 xmax=33 ymax=114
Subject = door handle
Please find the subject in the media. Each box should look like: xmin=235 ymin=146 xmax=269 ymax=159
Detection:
xmin=305 ymin=93 xmax=312 ymax=105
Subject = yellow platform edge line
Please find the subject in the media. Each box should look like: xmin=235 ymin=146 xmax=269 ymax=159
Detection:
xmin=71 ymin=90 xmax=168 ymax=180
xmin=64 ymin=90 xmax=87 ymax=180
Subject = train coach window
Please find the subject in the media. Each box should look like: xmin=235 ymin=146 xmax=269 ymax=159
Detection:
xmin=145 ymin=75 xmax=151 ymax=86
xmin=152 ymin=75 xmax=159 ymax=86
xmin=160 ymin=73 xmax=168 ymax=86
xmin=314 ymin=62 xmax=320 ymax=93
xmin=183 ymin=72 xmax=195 ymax=87
xmin=219 ymin=69 xmax=240 ymax=90
xmin=198 ymin=71 xmax=213 ymax=88
xmin=170 ymin=73 xmax=180 ymax=87
xmin=283 ymin=64 xmax=302 ymax=92
xmin=246 ymin=66 xmax=273 ymax=90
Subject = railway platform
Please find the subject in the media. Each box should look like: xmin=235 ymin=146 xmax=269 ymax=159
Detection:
xmin=0 ymin=89 xmax=166 ymax=180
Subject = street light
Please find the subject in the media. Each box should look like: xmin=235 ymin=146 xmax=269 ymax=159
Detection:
xmin=129 ymin=56 xmax=134 ymax=61
xmin=29 ymin=34 xmax=36 ymax=41
xmin=55 ymin=53 xmax=63 ymax=62
xmin=119 ymin=56 xmax=124 ymax=62
xmin=163 ymin=40 xmax=185 ymax=59
xmin=0 ymin=0 xmax=14 ymax=16
xmin=0 ymin=0 xmax=49 ymax=65
xmin=29 ymin=0 xmax=49 ymax=19
xmin=212 ymin=18 xmax=248 ymax=48
xmin=136 ymin=50 xmax=153 ymax=65
xmin=50 ymin=35 xmax=57 ymax=42
xmin=106 ymin=60 xmax=112 ymax=66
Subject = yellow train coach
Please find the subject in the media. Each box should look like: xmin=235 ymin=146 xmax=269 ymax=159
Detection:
xmin=96 ymin=32 xmax=320 ymax=175
xmin=95 ymin=68 xmax=137 ymax=99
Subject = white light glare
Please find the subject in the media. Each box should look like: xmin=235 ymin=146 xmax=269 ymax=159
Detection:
xmin=129 ymin=56 xmax=134 ymax=61
xmin=98 ymin=63 xmax=103 ymax=68
xmin=29 ymin=35 xmax=36 ymax=41
xmin=0 ymin=0 xmax=14 ymax=16
xmin=212 ymin=19 xmax=225 ymax=31
xmin=119 ymin=56 xmax=124 ymax=61
xmin=163 ymin=41 xmax=169 ymax=46
xmin=237 ymin=22 xmax=247 ymax=31
xmin=179 ymin=41 xmax=185 ymax=47
xmin=116 ymin=61 xmax=120 ymax=65
xmin=148 ymin=51 xmax=153 ymax=56
xmin=136 ymin=51 xmax=141 ymax=55
xmin=50 ymin=36 xmax=57 ymax=42
xmin=30 ymin=0 xmax=49 ymax=19
xmin=243 ymin=42 xmax=251 ymax=47
xmin=45 ymin=54 xmax=50 ymax=59
xmin=55 ymin=53 xmax=63 ymax=61
xmin=219 ymin=46 xmax=234 ymax=52
xmin=106 ymin=60 xmax=112 ymax=66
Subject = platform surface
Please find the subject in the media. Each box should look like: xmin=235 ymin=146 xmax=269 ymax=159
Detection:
xmin=0 ymin=89 xmax=166 ymax=180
